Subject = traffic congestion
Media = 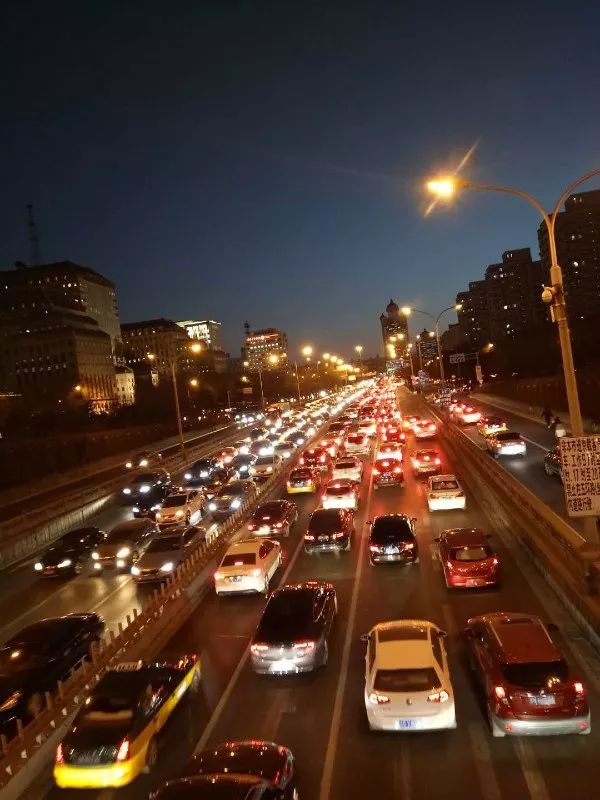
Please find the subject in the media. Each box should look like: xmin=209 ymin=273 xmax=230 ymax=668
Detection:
xmin=0 ymin=377 xmax=593 ymax=800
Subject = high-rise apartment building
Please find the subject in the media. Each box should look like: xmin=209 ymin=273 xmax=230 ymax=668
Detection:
xmin=177 ymin=319 xmax=223 ymax=351
xmin=538 ymin=189 xmax=600 ymax=322
xmin=379 ymin=300 xmax=409 ymax=369
xmin=244 ymin=328 xmax=289 ymax=372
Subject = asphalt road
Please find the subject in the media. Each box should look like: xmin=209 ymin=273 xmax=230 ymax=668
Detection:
xmin=42 ymin=390 xmax=600 ymax=800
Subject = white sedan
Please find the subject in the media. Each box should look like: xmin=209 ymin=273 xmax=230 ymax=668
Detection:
xmin=363 ymin=619 xmax=456 ymax=732
xmin=249 ymin=454 xmax=282 ymax=478
xmin=214 ymin=539 xmax=282 ymax=596
xmin=332 ymin=456 xmax=363 ymax=483
xmin=155 ymin=489 xmax=204 ymax=526
xmin=426 ymin=475 xmax=466 ymax=512
xmin=321 ymin=479 xmax=359 ymax=510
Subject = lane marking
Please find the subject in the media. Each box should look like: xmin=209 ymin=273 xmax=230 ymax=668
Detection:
xmin=466 ymin=722 xmax=504 ymax=800
xmin=441 ymin=602 xmax=458 ymax=635
xmin=513 ymin=739 xmax=551 ymax=800
xmin=521 ymin=435 xmax=548 ymax=453
xmin=393 ymin=746 xmax=412 ymax=799
xmin=318 ymin=469 xmax=374 ymax=800
xmin=192 ymin=517 xmax=309 ymax=754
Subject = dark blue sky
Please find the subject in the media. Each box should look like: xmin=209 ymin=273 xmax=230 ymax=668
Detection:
xmin=2 ymin=0 xmax=600 ymax=357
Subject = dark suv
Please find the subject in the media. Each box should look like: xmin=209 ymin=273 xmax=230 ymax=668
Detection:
xmin=368 ymin=514 xmax=418 ymax=565
xmin=466 ymin=612 xmax=590 ymax=737
xmin=372 ymin=458 xmax=404 ymax=489
xmin=304 ymin=508 xmax=354 ymax=554
xmin=543 ymin=446 xmax=563 ymax=481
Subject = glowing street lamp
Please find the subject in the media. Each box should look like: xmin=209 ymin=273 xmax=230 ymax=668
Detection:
xmin=189 ymin=378 xmax=199 ymax=388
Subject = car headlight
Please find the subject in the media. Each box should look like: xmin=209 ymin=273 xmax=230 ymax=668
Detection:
xmin=139 ymin=485 xmax=150 ymax=494
xmin=184 ymin=472 xmax=192 ymax=480
xmin=91 ymin=552 xmax=99 ymax=560
xmin=175 ymin=510 xmax=184 ymax=517
xmin=125 ymin=461 xmax=133 ymax=469
xmin=161 ymin=562 xmax=175 ymax=573
xmin=230 ymin=498 xmax=241 ymax=509
xmin=116 ymin=547 xmax=130 ymax=559
xmin=139 ymin=459 xmax=149 ymax=467
xmin=240 ymin=465 xmax=248 ymax=472
xmin=267 ymin=466 xmax=273 ymax=472
xmin=122 ymin=488 xmax=131 ymax=495
xmin=200 ymin=471 xmax=209 ymax=478
xmin=151 ymin=504 xmax=161 ymax=511
xmin=57 ymin=559 xmax=72 ymax=569
xmin=131 ymin=565 xmax=141 ymax=576
xmin=34 ymin=562 xmax=43 ymax=572
xmin=132 ymin=506 xmax=140 ymax=513
xmin=208 ymin=502 xmax=217 ymax=512
xmin=0 ymin=691 xmax=22 ymax=712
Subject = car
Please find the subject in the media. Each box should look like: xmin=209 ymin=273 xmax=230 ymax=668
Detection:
xmin=168 ymin=740 xmax=298 ymax=800
xmin=34 ymin=527 xmax=106 ymax=577
xmin=368 ymin=514 xmax=418 ymax=565
xmin=403 ymin=414 xmax=421 ymax=430
xmin=362 ymin=619 xmax=456 ymax=732
xmin=410 ymin=449 xmax=442 ymax=476
xmin=544 ymin=446 xmax=563 ymax=480
xmin=427 ymin=474 xmax=466 ymax=511
xmin=436 ymin=528 xmax=499 ymax=588
xmin=155 ymin=489 xmax=205 ymax=526
xmin=247 ymin=500 xmax=298 ymax=537
xmin=122 ymin=470 xmax=171 ymax=502
xmin=304 ymin=508 xmax=354 ymax=553
xmin=183 ymin=457 xmax=220 ymax=485
xmin=414 ymin=420 xmax=438 ymax=439
xmin=215 ymin=446 xmax=238 ymax=466
xmin=465 ymin=612 xmax=590 ymax=737
xmin=286 ymin=467 xmax=319 ymax=494
xmin=478 ymin=416 xmax=508 ymax=438
xmin=250 ymin=439 xmax=274 ymax=458
xmin=326 ymin=422 xmax=347 ymax=443
xmin=299 ymin=447 xmax=330 ymax=472
xmin=487 ymin=431 xmax=527 ymax=458
xmin=208 ymin=480 xmax=257 ymax=516
xmin=248 ymin=427 xmax=269 ymax=442
xmin=230 ymin=453 xmax=258 ymax=475
xmin=132 ymin=481 xmax=172 ymax=519
xmin=233 ymin=439 xmax=251 ymax=455
xmin=343 ymin=432 xmax=369 ymax=455
xmin=54 ymin=656 xmax=200 ymax=789
xmin=131 ymin=524 xmax=210 ymax=582
xmin=357 ymin=418 xmax=377 ymax=437
xmin=456 ymin=405 xmax=482 ymax=425
xmin=250 ymin=582 xmax=337 ymax=674
xmin=274 ymin=442 xmax=294 ymax=460
xmin=376 ymin=442 xmax=404 ymax=462
xmin=372 ymin=457 xmax=404 ymax=489
xmin=0 ymin=614 xmax=105 ymax=735
xmin=249 ymin=454 xmax=282 ymax=479
xmin=125 ymin=450 xmax=162 ymax=470
xmin=321 ymin=479 xmax=359 ymax=510
xmin=332 ymin=455 xmax=363 ymax=483
xmin=91 ymin=519 xmax=159 ymax=571
xmin=202 ymin=468 xmax=238 ymax=498
xmin=319 ymin=437 xmax=340 ymax=458
xmin=214 ymin=539 xmax=282 ymax=596
xmin=379 ymin=426 xmax=406 ymax=445
xmin=290 ymin=430 xmax=307 ymax=447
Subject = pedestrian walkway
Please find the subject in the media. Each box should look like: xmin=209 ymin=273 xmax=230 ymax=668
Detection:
xmin=471 ymin=392 xmax=599 ymax=435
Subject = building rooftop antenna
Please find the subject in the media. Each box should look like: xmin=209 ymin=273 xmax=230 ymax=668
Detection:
xmin=26 ymin=204 xmax=41 ymax=265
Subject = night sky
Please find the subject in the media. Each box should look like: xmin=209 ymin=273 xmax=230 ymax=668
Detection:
xmin=2 ymin=1 xmax=600 ymax=357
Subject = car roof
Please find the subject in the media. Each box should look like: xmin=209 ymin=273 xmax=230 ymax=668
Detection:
xmin=325 ymin=479 xmax=355 ymax=488
xmin=374 ymin=621 xmax=434 ymax=669
xmin=226 ymin=540 xmax=263 ymax=555
xmin=475 ymin=612 xmax=561 ymax=664
xmin=310 ymin=507 xmax=344 ymax=519
xmin=431 ymin=474 xmax=458 ymax=483
xmin=442 ymin=527 xmax=486 ymax=547
xmin=414 ymin=449 xmax=437 ymax=456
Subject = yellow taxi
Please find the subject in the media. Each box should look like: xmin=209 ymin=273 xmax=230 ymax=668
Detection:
xmin=54 ymin=656 xmax=199 ymax=789
xmin=478 ymin=416 xmax=508 ymax=438
xmin=286 ymin=467 xmax=319 ymax=495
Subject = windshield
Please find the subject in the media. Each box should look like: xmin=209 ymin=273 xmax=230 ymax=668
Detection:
xmin=162 ymin=495 xmax=187 ymax=507
xmin=146 ymin=537 xmax=183 ymax=553
xmin=290 ymin=469 xmax=312 ymax=480
xmin=325 ymin=485 xmax=352 ymax=496
xmin=221 ymin=552 xmax=256 ymax=567
xmin=347 ymin=435 xmax=364 ymax=443
xmin=501 ymin=660 xmax=569 ymax=688
xmin=255 ymin=457 xmax=275 ymax=466
xmin=336 ymin=460 xmax=356 ymax=469
xmin=219 ymin=484 xmax=245 ymax=496
xmin=309 ymin=511 xmax=342 ymax=534
xmin=374 ymin=668 xmax=439 ymax=693
xmin=451 ymin=545 xmax=491 ymax=561
xmin=105 ymin=527 xmax=137 ymax=543
xmin=258 ymin=591 xmax=314 ymax=637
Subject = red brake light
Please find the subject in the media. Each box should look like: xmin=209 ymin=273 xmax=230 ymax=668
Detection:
xmin=574 ymin=681 xmax=586 ymax=699
xmin=428 ymin=690 xmax=449 ymax=703
xmin=320 ymin=455 xmax=326 ymax=462
xmin=372 ymin=468 xmax=380 ymax=475
xmin=494 ymin=685 xmax=506 ymax=701
xmin=248 ymin=523 xmax=256 ymax=530
xmin=293 ymin=640 xmax=315 ymax=650
xmin=434 ymin=458 xmax=441 ymax=465
xmin=116 ymin=739 xmax=130 ymax=762
xmin=368 ymin=691 xmax=390 ymax=704
xmin=393 ymin=467 xmax=401 ymax=474
xmin=55 ymin=743 xmax=64 ymax=764
xmin=305 ymin=533 xmax=315 ymax=541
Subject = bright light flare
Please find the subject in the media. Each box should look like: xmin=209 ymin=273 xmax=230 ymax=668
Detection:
xmin=427 ymin=179 xmax=456 ymax=198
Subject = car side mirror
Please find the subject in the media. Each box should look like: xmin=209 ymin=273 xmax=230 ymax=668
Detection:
xmin=547 ymin=622 xmax=559 ymax=632
xmin=437 ymin=629 xmax=448 ymax=638
xmin=434 ymin=537 xmax=440 ymax=543
xmin=360 ymin=632 xmax=370 ymax=642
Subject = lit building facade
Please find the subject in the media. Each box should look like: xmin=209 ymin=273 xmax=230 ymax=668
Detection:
xmin=379 ymin=299 xmax=409 ymax=369
xmin=177 ymin=319 xmax=223 ymax=351
xmin=121 ymin=318 xmax=191 ymax=375
xmin=115 ymin=366 xmax=135 ymax=406
xmin=244 ymin=328 xmax=289 ymax=371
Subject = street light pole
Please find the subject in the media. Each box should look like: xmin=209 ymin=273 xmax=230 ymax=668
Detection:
xmin=170 ymin=360 xmax=185 ymax=455
xmin=294 ymin=361 xmax=301 ymax=402
xmin=402 ymin=305 xmax=460 ymax=387
xmin=258 ymin=366 xmax=265 ymax=408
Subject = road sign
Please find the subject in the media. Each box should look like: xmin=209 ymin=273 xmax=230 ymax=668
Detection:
xmin=449 ymin=353 xmax=466 ymax=364
xmin=559 ymin=436 xmax=600 ymax=517
xmin=242 ymin=387 xmax=253 ymax=395
xmin=475 ymin=365 xmax=483 ymax=384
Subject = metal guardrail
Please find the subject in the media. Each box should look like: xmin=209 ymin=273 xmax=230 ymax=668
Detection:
xmin=438 ymin=415 xmax=600 ymax=605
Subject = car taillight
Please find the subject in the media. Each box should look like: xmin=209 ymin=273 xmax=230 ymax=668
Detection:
xmin=574 ymin=681 xmax=586 ymax=699
xmin=414 ymin=460 xmax=421 ymax=467
xmin=275 ymin=522 xmax=283 ymax=528
xmin=393 ymin=467 xmax=401 ymax=474
xmin=332 ymin=531 xmax=345 ymax=539
xmin=116 ymin=739 xmax=130 ymax=762
xmin=251 ymin=643 xmax=268 ymax=654
xmin=428 ymin=690 xmax=449 ymax=703
xmin=456 ymin=491 xmax=464 ymax=497
xmin=248 ymin=523 xmax=256 ymax=530
xmin=55 ymin=743 xmax=64 ymax=764
xmin=372 ymin=468 xmax=380 ymax=476
xmin=492 ymin=556 xmax=499 ymax=566
xmin=293 ymin=641 xmax=315 ymax=651
xmin=299 ymin=457 xmax=305 ymax=465
xmin=214 ymin=570 xmax=223 ymax=581
xmin=305 ymin=533 xmax=315 ymax=541
xmin=494 ymin=685 xmax=507 ymax=702
xmin=434 ymin=458 xmax=441 ymax=465
xmin=368 ymin=691 xmax=390 ymax=704
xmin=429 ymin=424 xmax=436 ymax=431
xmin=320 ymin=454 xmax=326 ymax=463
xmin=369 ymin=545 xmax=382 ymax=552
xmin=403 ymin=542 xmax=415 ymax=549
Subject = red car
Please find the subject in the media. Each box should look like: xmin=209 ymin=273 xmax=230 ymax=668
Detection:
xmin=466 ymin=612 xmax=590 ymax=737
xmin=299 ymin=447 xmax=331 ymax=471
xmin=380 ymin=426 xmax=406 ymax=444
xmin=372 ymin=458 xmax=404 ymax=489
xmin=435 ymin=528 xmax=499 ymax=588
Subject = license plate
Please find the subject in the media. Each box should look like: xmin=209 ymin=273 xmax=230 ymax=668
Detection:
xmin=530 ymin=695 xmax=556 ymax=706
xmin=466 ymin=578 xmax=478 ymax=587
xmin=385 ymin=546 xmax=399 ymax=554
xmin=228 ymin=576 xmax=243 ymax=583
xmin=319 ymin=535 xmax=330 ymax=541
xmin=259 ymin=526 xmax=270 ymax=533
xmin=269 ymin=660 xmax=295 ymax=672
xmin=396 ymin=719 xmax=417 ymax=729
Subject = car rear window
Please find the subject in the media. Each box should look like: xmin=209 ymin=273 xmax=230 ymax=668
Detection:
xmin=374 ymin=668 xmax=439 ymax=693
xmin=497 ymin=432 xmax=521 ymax=441
xmin=221 ymin=552 xmax=256 ymax=567
xmin=371 ymin=517 xmax=412 ymax=543
xmin=325 ymin=485 xmax=352 ymax=496
xmin=347 ymin=434 xmax=364 ymax=443
xmin=336 ymin=460 xmax=356 ymax=469
xmin=451 ymin=545 xmax=491 ymax=562
xmin=432 ymin=480 xmax=458 ymax=491
xmin=162 ymin=495 xmax=187 ymax=507
xmin=309 ymin=511 xmax=343 ymax=534
xmin=501 ymin=660 xmax=569 ymax=688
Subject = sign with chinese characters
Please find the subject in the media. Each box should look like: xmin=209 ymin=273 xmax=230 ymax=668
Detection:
xmin=449 ymin=353 xmax=466 ymax=364
xmin=559 ymin=436 xmax=600 ymax=517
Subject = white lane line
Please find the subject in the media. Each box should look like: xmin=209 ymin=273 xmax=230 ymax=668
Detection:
xmin=192 ymin=520 xmax=308 ymax=755
xmin=521 ymin=435 xmax=548 ymax=453
xmin=441 ymin=602 xmax=458 ymax=635
xmin=513 ymin=739 xmax=551 ymax=800
xmin=429 ymin=543 xmax=441 ymax=572
xmin=467 ymin=722 xmax=504 ymax=800
xmin=318 ymin=471 xmax=374 ymax=800
xmin=393 ymin=746 xmax=412 ymax=799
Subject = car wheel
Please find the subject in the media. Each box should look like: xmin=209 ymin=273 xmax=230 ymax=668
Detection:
xmin=144 ymin=737 xmax=159 ymax=772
